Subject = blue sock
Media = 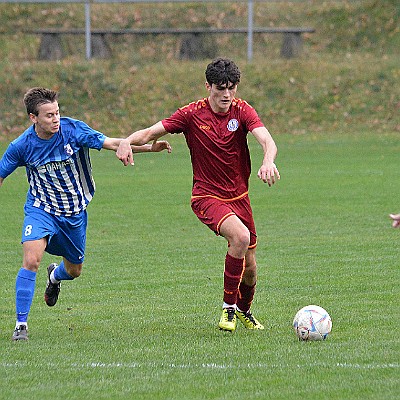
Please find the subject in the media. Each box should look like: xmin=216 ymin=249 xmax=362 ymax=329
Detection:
xmin=15 ymin=268 xmax=37 ymax=323
xmin=53 ymin=261 xmax=74 ymax=281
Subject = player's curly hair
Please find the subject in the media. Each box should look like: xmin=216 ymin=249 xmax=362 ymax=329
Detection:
xmin=23 ymin=87 xmax=58 ymax=116
xmin=205 ymin=58 xmax=241 ymax=86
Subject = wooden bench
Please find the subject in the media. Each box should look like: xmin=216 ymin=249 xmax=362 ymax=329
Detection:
xmin=25 ymin=27 xmax=315 ymax=60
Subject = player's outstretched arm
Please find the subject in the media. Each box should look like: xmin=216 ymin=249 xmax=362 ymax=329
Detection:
xmin=251 ymin=126 xmax=280 ymax=186
xmin=117 ymin=121 xmax=168 ymax=166
xmin=132 ymin=140 xmax=172 ymax=154
xmin=102 ymin=138 xmax=124 ymax=151
xmin=102 ymin=137 xmax=171 ymax=153
xmin=102 ymin=136 xmax=171 ymax=167
xmin=389 ymin=213 xmax=400 ymax=228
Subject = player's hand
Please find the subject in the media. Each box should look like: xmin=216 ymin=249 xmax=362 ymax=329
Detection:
xmin=389 ymin=213 xmax=400 ymax=228
xmin=151 ymin=140 xmax=172 ymax=153
xmin=116 ymin=139 xmax=134 ymax=166
xmin=258 ymin=162 xmax=280 ymax=186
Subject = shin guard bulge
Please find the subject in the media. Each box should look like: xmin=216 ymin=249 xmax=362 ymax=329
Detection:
xmin=237 ymin=282 xmax=256 ymax=313
xmin=223 ymin=253 xmax=245 ymax=305
xmin=15 ymin=268 xmax=37 ymax=323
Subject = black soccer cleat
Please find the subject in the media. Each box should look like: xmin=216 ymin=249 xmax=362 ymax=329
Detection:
xmin=44 ymin=263 xmax=61 ymax=307
xmin=12 ymin=325 xmax=28 ymax=341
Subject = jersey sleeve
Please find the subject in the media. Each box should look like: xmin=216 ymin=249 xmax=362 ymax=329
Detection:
xmin=161 ymin=108 xmax=188 ymax=134
xmin=74 ymin=120 xmax=107 ymax=150
xmin=0 ymin=142 xmax=25 ymax=179
xmin=242 ymin=101 xmax=264 ymax=132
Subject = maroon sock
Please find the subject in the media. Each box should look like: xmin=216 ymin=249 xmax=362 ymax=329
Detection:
xmin=237 ymin=282 xmax=256 ymax=313
xmin=223 ymin=253 xmax=245 ymax=305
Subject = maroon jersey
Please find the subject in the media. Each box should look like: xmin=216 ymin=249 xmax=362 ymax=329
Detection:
xmin=162 ymin=98 xmax=264 ymax=200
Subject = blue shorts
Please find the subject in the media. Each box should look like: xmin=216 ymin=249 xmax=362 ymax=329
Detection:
xmin=22 ymin=205 xmax=88 ymax=264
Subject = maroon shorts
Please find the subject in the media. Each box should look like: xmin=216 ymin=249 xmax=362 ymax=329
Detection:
xmin=191 ymin=193 xmax=257 ymax=248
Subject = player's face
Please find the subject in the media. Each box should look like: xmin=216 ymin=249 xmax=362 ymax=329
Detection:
xmin=30 ymin=101 xmax=60 ymax=138
xmin=206 ymin=81 xmax=237 ymax=113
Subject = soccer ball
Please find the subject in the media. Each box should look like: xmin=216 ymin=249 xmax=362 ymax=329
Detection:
xmin=293 ymin=305 xmax=332 ymax=341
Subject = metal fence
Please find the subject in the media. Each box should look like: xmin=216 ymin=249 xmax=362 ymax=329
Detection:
xmin=0 ymin=0 xmax=270 ymax=60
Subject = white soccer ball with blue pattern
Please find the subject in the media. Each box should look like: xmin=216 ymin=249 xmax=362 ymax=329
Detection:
xmin=293 ymin=305 xmax=332 ymax=341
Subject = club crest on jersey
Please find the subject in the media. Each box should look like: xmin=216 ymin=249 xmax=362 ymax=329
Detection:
xmin=227 ymin=119 xmax=239 ymax=132
xmin=64 ymin=144 xmax=73 ymax=156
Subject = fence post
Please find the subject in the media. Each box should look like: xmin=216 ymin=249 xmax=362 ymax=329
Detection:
xmin=247 ymin=0 xmax=254 ymax=62
xmin=85 ymin=0 xmax=91 ymax=59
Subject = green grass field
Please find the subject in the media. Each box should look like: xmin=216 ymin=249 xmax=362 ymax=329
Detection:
xmin=0 ymin=132 xmax=399 ymax=399
xmin=0 ymin=0 xmax=399 ymax=397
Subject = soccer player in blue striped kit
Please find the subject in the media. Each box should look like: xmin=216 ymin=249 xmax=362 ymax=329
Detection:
xmin=0 ymin=87 xmax=171 ymax=341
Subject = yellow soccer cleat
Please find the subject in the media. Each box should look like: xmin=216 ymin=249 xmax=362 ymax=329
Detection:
xmin=218 ymin=307 xmax=237 ymax=332
xmin=236 ymin=309 xmax=265 ymax=330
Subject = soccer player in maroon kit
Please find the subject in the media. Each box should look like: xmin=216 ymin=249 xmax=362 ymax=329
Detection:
xmin=117 ymin=58 xmax=280 ymax=331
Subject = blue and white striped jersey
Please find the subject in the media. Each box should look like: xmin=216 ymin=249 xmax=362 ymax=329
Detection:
xmin=0 ymin=117 xmax=106 ymax=216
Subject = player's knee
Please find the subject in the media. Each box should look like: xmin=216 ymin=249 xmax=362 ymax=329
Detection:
xmin=231 ymin=229 xmax=250 ymax=251
xmin=23 ymin=255 xmax=41 ymax=272
xmin=240 ymin=229 xmax=251 ymax=247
